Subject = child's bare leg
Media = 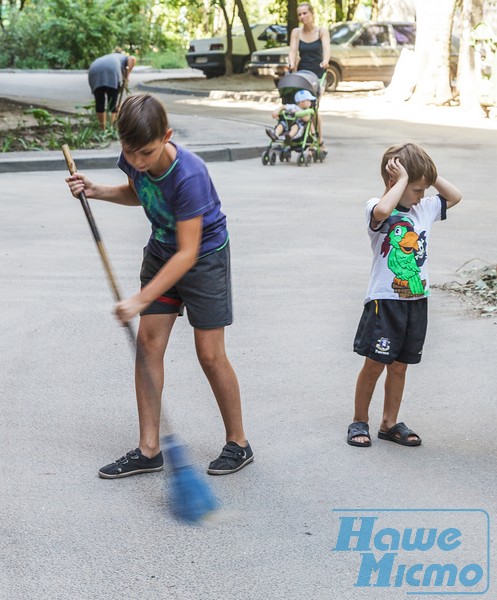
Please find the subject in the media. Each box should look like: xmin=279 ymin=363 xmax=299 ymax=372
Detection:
xmin=135 ymin=313 xmax=177 ymax=457
xmin=351 ymin=358 xmax=385 ymax=444
xmin=194 ymin=327 xmax=246 ymax=446
xmin=275 ymin=123 xmax=284 ymax=137
xmin=380 ymin=361 xmax=417 ymax=441
xmin=287 ymin=123 xmax=299 ymax=139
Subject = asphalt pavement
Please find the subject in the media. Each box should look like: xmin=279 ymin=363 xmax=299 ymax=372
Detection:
xmin=1 ymin=69 xmax=497 ymax=600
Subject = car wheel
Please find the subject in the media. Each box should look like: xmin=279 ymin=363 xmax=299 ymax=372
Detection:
xmin=325 ymin=65 xmax=340 ymax=92
xmin=240 ymin=57 xmax=250 ymax=74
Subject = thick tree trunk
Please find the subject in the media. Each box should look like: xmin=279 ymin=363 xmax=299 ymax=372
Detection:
xmin=457 ymin=0 xmax=482 ymax=110
xmin=218 ymin=0 xmax=234 ymax=76
xmin=371 ymin=0 xmax=379 ymax=20
xmin=410 ymin=0 xmax=456 ymax=104
xmin=287 ymin=0 xmax=298 ymax=39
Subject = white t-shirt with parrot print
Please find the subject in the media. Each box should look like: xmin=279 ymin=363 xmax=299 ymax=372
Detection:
xmin=364 ymin=194 xmax=447 ymax=304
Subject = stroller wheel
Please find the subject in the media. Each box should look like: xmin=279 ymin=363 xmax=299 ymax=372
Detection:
xmin=270 ymin=152 xmax=277 ymax=165
xmin=297 ymin=154 xmax=306 ymax=167
xmin=305 ymin=152 xmax=312 ymax=166
xmin=261 ymin=150 xmax=270 ymax=166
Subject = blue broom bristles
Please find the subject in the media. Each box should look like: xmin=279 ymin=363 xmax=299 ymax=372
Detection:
xmin=163 ymin=434 xmax=219 ymax=524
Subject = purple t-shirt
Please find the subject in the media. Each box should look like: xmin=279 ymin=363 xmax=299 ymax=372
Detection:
xmin=118 ymin=144 xmax=227 ymax=259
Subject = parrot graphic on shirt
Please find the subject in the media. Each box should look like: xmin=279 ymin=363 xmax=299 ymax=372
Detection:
xmin=380 ymin=214 xmax=427 ymax=297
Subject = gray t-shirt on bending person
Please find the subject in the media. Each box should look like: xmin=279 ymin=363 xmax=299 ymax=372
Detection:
xmin=88 ymin=53 xmax=128 ymax=92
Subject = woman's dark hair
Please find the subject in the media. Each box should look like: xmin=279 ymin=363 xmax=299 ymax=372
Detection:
xmin=117 ymin=94 xmax=169 ymax=150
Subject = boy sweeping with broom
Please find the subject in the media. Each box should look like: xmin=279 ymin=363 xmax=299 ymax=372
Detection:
xmin=66 ymin=93 xmax=253 ymax=478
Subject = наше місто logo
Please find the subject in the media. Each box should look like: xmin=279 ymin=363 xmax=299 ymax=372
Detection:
xmin=331 ymin=509 xmax=490 ymax=595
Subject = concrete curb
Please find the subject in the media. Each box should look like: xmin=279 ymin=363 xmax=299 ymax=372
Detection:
xmin=137 ymin=82 xmax=210 ymax=97
xmin=0 ymin=145 xmax=266 ymax=173
xmin=137 ymin=82 xmax=277 ymax=102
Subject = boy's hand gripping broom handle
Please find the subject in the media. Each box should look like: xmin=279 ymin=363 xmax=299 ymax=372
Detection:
xmin=62 ymin=145 xmax=122 ymax=301
xmin=61 ymin=143 xmax=157 ymax=402
xmin=61 ymin=145 xmax=219 ymax=523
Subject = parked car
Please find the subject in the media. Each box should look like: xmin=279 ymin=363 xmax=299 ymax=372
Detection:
xmin=186 ymin=23 xmax=287 ymax=78
xmin=248 ymin=21 xmax=419 ymax=91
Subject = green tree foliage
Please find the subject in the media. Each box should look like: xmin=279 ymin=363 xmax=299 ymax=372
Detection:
xmin=0 ymin=0 xmax=187 ymax=68
xmin=0 ymin=0 xmax=372 ymax=70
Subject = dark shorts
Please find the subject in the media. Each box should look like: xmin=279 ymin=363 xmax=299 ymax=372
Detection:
xmin=139 ymin=243 xmax=232 ymax=330
xmin=353 ymin=298 xmax=428 ymax=364
xmin=94 ymin=86 xmax=119 ymax=113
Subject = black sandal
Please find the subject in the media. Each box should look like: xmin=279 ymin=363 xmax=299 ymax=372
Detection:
xmin=378 ymin=422 xmax=422 ymax=446
xmin=347 ymin=421 xmax=371 ymax=447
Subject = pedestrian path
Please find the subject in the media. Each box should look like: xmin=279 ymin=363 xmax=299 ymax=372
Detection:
xmin=0 ymin=72 xmax=267 ymax=173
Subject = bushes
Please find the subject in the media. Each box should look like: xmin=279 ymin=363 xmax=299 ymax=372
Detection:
xmin=0 ymin=0 xmax=174 ymax=69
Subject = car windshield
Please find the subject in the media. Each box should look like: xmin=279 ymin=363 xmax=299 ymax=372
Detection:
xmin=329 ymin=22 xmax=362 ymax=44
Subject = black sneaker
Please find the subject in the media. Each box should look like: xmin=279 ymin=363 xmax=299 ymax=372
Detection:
xmin=207 ymin=441 xmax=254 ymax=475
xmin=98 ymin=448 xmax=164 ymax=479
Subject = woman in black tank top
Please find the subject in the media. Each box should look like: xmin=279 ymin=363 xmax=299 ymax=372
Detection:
xmin=288 ymin=2 xmax=330 ymax=149
xmin=288 ymin=2 xmax=330 ymax=78
xmin=298 ymin=37 xmax=326 ymax=77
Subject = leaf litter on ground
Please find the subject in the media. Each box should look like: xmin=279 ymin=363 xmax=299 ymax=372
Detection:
xmin=433 ymin=258 xmax=497 ymax=317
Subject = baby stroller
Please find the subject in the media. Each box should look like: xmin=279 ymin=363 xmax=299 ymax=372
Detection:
xmin=262 ymin=70 xmax=326 ymax=167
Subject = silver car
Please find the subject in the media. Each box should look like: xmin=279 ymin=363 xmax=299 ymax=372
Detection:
xmin=248 ymin=21 xmax=417 ymax=91
xmin=186 ymin=23 xmax=287 ymax=79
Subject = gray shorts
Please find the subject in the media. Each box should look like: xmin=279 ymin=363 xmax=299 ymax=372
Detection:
xmin=353 ymin=298 xmax=428 ymax=364
xmin=140 ymin=243 xmax=233 ymax=330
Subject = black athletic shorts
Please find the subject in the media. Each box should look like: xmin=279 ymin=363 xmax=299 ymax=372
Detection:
xmin=139 ymin=243 xmax=233 ymax=330
xmin=353 ymin=298 xmax=428 ymax=364
xmin=93 ymin=86 xmax=119 ymax=113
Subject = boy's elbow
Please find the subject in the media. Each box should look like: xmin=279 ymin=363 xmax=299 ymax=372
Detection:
xmin=448 ymin=192 xmax=462 ymax=208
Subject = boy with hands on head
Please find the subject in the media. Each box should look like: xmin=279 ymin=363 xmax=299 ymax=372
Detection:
xmin=347 ymin=143 xmax=462 ymax=448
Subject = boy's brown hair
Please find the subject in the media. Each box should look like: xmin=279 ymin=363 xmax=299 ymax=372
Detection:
xmin=381 ymin=142 xmax=437 ymax=187
xmin=117 ymin=94 xmax=169 ymax=150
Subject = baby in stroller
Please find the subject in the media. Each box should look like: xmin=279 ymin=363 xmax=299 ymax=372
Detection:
xmin=262 ymin=70 xmax=326 ymax=166
xmin=266 ymin=89 xmax=316 ymax=145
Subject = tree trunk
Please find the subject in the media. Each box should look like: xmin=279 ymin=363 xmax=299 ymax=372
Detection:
xmin=410 ymin=0 xmax=456 ymax=105
xmin=335 ymin=0 xmax=345 ymax=21
xmin=371 ymin=0 xmax=379 ymax=20
xmin=218 ymin=0 xmax=235 ymax=76
xmin=457 ymin=0 xmax=482 ymax=110
xmin=235 ymin=0 xmax=256 ymax=54
xmin=346 ymin=0 xmax=361 ymax=20
xmin=287 ymin=0 xmax=298 ymax=38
